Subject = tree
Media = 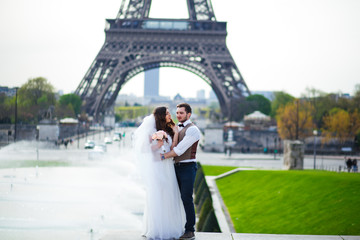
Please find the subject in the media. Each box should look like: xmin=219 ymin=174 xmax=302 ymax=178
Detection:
xmin=18 ymin=77 xmax=56 ymax=108
xmin=17 ymin=77 xmax=56 ymax=122
xmin=276 ymin=100 xmax=314 ymax=140
xmin=270 ymin=91 xmax=295 ymax=118
xmin=301 ymin=87 xmax=327 ymax=128
xmin=55 ymin=102 xmax=76 ymax=118
xmin=351 ymin=84 xmax=360 ymax=112
xmin=321 ymin=108 xmax=360 ymax=145
xmin=115 ymin=106 xmax=151 ymax=120
xmin=208 ymin=102 xmax=221 ymax=122
xmin=233 ymin=100 xmax=249 ymax=121
xmin=58 ymin=93 xmax=82 ymax=115
xmin=0 ymin=93 xmax=12 ymax=123
xmin=246 ymin=94 xmax=271 ymax=115
xmin=300 ymin=87 xmax=357 ymax=129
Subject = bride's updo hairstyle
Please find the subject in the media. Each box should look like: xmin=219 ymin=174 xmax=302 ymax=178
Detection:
xmin=153 ymin=106 xmax=175 ymax=139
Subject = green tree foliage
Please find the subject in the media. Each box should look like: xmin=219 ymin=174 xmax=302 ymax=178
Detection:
xmin=115 ymin=113 xmax=122 ymax=122
xmin=351 ymin=84 xmax=360 ymax=112
xmin=355 ymin=132 xmax=360 ymax=150
xmin=115 ymin=106 xmax=151 ymax=120
xmin=55 ymin=102 xmax=76 ymax=119
xmin=17 ymin=77 xmax=56 ymax=123
xmin=270 ymin=91 xmax=295 ymax=118
xmin=246 ymin=94 xmax=271 ymax=115
xmin=0 ymin=93 xmax=12 ymax=123
xmin=18 ymin=77 xmax=55 ymax=108
xmin=58 ymin=93 xmax=82 ymax=115
xmin=301 ymin=87 xmax=327 ymax=128
xmin=194 ymin=103 xmax=221 ymax=121
xmin=233 ymin=100 xmax=251 ymax=121
xmin=301 ymin=87 xmax=357 ymax=129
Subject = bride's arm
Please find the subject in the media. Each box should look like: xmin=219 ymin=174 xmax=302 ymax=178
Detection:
xmin=151 ymin=139 xmax=163 ymax=151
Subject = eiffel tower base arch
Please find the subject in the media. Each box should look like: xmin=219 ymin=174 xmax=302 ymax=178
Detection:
xmin=75 ymin=1 xmax=251 ymax=121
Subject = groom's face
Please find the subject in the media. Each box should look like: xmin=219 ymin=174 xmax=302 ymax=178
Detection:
xmin=176 ymin=107 xmax=191 ymax=123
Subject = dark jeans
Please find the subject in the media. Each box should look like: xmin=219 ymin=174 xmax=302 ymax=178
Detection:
xmin=175 ymin=162 xmax=198 ymax=232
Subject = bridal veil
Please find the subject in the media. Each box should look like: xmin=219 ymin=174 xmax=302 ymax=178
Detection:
xmin=133 ymin=114 xmax=185 ymax=239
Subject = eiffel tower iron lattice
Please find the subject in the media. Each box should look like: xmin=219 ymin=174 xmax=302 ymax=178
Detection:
xmin=75 ymin=0 xmax=251 ymax=119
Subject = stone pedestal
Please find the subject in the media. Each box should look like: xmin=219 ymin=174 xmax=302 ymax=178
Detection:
xmin=283 ymin=140 xmax=304 ymax=170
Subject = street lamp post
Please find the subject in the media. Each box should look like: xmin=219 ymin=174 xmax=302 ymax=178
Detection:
xmin=274 ymin=137 xmax=277 ymax=159
xmin=84 ymin=121 xmax=87 ymax=142
xmin=77 ymin=122 xmax=80 ymax=149
xmin=265 ymin=137 xmax=269 ymax=154
xmin=14 ymin=87 xmax=19 ymax=142
xmin=313 ymin=130 xmax=318 ymax=169
xmin=227 ymin=86 xmax=234 ymax=156
xmin=77 ymin=114 xmax=81 ymax=149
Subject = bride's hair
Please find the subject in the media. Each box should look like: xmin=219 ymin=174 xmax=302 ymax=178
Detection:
xmin=153 ymin=106 xmax=175 ymax=139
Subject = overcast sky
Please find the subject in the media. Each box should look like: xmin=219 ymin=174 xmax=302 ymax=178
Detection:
xmin=0 ymin=0 xmax=359 ymax=99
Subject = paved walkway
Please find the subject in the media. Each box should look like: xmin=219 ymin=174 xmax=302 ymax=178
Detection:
xmin=100 ymin=231 xmax=360 ymax=240
xmin=196 ymin=151 xmax=351 ymax=171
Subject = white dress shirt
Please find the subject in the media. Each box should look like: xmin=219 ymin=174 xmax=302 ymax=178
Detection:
xmin=173 ymin=119 xmax=201 ymax=162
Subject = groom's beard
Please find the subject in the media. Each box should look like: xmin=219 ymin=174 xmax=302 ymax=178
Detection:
xmin=178 ymin=117 xmax=189 ymax=123
xmin=177 ymin=112 xmax=191 ymax=123
xmin=177 ymin=117 xmax=184 ymax=123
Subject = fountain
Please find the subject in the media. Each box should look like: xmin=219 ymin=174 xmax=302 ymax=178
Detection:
xmin=0 ymin=128 xmax=145 ymax=240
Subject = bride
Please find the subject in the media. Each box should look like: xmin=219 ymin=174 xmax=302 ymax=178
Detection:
xmin=134 ymin=106 xmax=186 ymax=239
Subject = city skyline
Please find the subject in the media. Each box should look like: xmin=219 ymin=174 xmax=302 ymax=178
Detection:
xmin=1 ymin=0 xmax=359 ymax=99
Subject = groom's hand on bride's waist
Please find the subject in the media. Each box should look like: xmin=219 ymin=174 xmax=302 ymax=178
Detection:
xmin=161 ymin=150 xmax=178 ymax=160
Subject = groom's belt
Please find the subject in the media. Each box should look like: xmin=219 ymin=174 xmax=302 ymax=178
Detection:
xmin=174 ymin=161 xmax=196 ymax=166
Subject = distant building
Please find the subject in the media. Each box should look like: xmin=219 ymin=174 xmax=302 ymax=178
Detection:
xmin=209 ymin=90 xmax=217 ymax=100
xmin=206 ymin=90 xmax=219 ymax=105
xmin=144 ymin=68 xmax=159 ymax=97
xmin=0 ymin=86 xmax=16 ymax=97
xmin=37 ymin=119 xmax=59 ymax=141
xmin=173 ymin=93 xmax=185 ymax=102
xmin=339 ymin=93 xmax=351 ymax=99
xmin=197 ymin=89 xmax=206 ymax=99
xmin=57 ymin=90 xmax=64 ymax=96
xmin=243 ymin=111 xmax=272 ymax=130
xmin=104 ymin=105 xmax=115 ymax=129
xmin=59 ymin=118 xmax=78 ymax=140
xmin=116 ymin=93 xmax=143 ymax=106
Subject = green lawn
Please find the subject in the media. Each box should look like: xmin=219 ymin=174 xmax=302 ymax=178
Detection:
xmin=216 ymin=170 xmax=360 ymax=235
xmin=202 ymin=165 xmax=238 ymax=176
xmin=0 ymin=160 xmax=71 ymax=168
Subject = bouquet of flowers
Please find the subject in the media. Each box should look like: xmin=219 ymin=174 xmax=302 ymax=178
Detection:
xmin=152 ymin=130 xmax=168 ymax=153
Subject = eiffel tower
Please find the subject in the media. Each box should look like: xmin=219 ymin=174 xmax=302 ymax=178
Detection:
xmin=75 ymin=0 xmax=251 ymax=120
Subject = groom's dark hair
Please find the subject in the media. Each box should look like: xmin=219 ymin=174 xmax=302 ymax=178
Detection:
xmin=177 ymin=103 xmax=192 ymax=114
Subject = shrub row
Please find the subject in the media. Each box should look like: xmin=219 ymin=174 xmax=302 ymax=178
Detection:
xmin=194 ymin=162 xmax=220 ymax=232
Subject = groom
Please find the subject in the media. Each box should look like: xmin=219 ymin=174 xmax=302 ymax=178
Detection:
xmin=161 ymin=103 xmax=200 ymax=240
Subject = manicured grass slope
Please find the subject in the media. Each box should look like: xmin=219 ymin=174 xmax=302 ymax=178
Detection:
xmin=216 ymin=170 xmax=360 ymax=235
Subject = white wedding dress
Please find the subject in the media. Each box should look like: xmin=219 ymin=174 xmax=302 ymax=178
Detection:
xmin=134 ymin=115 xmax=185 ymax=240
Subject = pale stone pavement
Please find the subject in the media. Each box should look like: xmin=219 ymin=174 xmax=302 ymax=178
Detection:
xmin=100 ymin=231 xmax=360 ymax=240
